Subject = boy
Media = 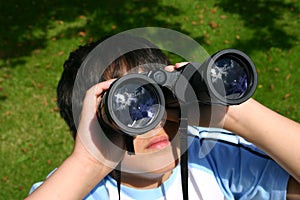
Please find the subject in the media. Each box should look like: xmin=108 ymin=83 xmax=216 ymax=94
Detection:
xmin=27 ymin=33 xmax=300 ymax=199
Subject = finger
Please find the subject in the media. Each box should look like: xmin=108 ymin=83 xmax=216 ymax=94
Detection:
xmin=94 ymin=79 xmax=116 ymax=106
xmin=174 ymin=62 xmax=189 ymax=69
xmin=93 ymin=79 xmax=116 ymax=96
xmin=164 ymin=65 xmax=176 ymax=72
xmin=164 ymin=62 xmax=189 ymax=72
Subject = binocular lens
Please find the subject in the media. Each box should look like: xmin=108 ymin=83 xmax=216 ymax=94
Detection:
xmin=211 ymin=58 xmax=249 ymax=100
xmin=111 ymin=81 xmax=162 ymax=129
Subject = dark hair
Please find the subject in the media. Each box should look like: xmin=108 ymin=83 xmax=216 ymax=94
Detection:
xmin=57 ymin=35 xmax=170 ymax=139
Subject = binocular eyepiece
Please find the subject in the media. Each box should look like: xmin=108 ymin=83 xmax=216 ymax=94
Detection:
xmin=97 ymin=49 xmax=257 ymax=137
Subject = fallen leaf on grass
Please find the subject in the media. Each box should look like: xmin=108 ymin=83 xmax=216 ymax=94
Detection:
xmin=210 ymin=7 xmax=217 ymax=13
xmin=21 ymin=147 xmax=27 ymax=153
xmin=2 ymin=74 xmax=12 ymax=79
xmin=78 ymin=31 xmax=86 ymax=37
xmin=273 ymin=67 xmax=279 ymax=72
xmin=284 ymin=93 xmax=291 ymax=100
xmin=209 ymin=21 xmax=218 ymax=29
xmin=18 ymin=186 xmax=24 ymax=191
xmin=2 ymin=176 xmax=8 ymax=183
xmin=269 ymin=83 xmax=274 ymax=91
xmin=57 ymin=51 xmax=64 ymax=56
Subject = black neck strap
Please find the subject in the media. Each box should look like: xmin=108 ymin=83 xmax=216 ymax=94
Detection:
xmin=180 ymin=105 xmax=189 ymax=200
xmin=115 ymin=164 xmax=121 ymax=200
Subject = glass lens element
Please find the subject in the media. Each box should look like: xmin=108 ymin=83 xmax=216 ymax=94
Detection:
xmin=112 ymin=82 xmax=160 ymax=128
xmin=211 ymin=58 xmax=248 ymax=99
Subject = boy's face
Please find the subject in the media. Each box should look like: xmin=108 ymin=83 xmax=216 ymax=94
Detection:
xmin=120 ymin=119 xmax=181 ymax=175
xmin=96 ymin=62 xmax=183 ymax=175
xmin=110 ymin=65 xmax=182 ymax=175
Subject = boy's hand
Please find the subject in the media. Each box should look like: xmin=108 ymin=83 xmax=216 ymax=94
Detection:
xmin=75 ymin=79 xmax=126 ymax=170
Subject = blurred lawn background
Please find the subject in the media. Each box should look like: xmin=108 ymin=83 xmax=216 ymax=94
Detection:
xmin=0 ymin=0 xmax=299 ymax=199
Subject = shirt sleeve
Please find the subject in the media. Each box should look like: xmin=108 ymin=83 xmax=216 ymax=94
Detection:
xmin=28 ymin=168 xmax=57 ymax=195
xmin=191 ymin=126 xmax=290 ymax=200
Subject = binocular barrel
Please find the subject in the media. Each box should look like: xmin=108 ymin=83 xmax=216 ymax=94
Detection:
xmin=98 ymin=49 xmax=257 ymax=136
xmin=176 ymin=48 xmax=257 ymax=105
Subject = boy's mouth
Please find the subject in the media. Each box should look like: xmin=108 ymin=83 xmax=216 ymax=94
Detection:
xmin=145 ymin=135 xmax=170 ymax=150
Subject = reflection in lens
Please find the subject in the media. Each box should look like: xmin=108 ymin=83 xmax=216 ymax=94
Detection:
xmin=112 ymin=83 xmax=160 ymax=128
xmin=211 ymin=58 xmax=248 ymax=99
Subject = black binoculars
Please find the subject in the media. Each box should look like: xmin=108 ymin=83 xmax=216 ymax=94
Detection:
xmin=98 ymin=49 xmax=257 ymax=137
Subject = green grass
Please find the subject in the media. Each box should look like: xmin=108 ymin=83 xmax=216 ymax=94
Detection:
xmin=0 ymin=0 xmax=299 ymax=199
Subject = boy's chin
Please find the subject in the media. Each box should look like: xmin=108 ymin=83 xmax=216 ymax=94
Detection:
xmin=120 ymin=146 xmax=180 ymax=174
